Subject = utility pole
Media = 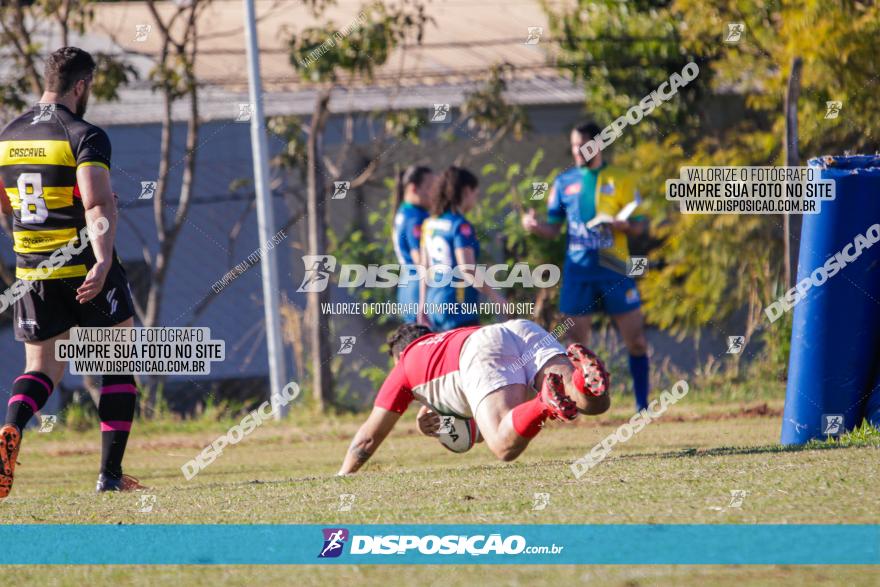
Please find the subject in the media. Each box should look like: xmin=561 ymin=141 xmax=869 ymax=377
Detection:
xmin=242 ymin=0 xmax=288 ymax=417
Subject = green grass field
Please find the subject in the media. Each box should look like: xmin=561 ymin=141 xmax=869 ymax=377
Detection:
xmin=2 ymin=397 xmax=878 ymax=585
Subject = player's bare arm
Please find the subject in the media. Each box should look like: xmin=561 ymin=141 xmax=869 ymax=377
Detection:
xmin=76 ymin=165 xmax=117 ymax=304
xmin=521 ymin=208 xmax=562 ymax=239
xmin=338 ymin=406 xmax=402 ymax=475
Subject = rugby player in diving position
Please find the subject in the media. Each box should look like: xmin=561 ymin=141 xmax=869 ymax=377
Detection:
xmin=338 ymin=320 xmax=610 ymax=474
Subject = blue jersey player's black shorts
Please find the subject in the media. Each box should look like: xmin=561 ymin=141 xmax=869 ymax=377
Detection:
xmin=13 ymin=259 xmax=136 ymax=342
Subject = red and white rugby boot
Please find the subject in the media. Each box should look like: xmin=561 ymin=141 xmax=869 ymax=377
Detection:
xmin=0 ymin=424 xmax=22 ymax=500
xmin=567 ymin=343 xmax=610 ymax=397
xmin=539 ymin=372 xmax=578 ymax=421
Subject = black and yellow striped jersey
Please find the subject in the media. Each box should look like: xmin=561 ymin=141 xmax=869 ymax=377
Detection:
xmin=0 ymin=103 xmax=111 ymax=280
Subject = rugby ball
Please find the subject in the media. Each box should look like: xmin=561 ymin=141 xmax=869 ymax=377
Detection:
xmin=437 ymin=415 xmax=480 ymax=453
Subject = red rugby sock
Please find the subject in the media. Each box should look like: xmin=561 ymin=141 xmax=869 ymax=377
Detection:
xmin=511 ymin=396 xmax=547 ymax=439
xmin=571 ymin=368 xmax=586 ymax=394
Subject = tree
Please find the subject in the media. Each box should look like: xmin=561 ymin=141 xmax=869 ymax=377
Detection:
xmin=101 ymin=0 xmax=213 ymax=412
xmin=0 ymin=0 xmax=136 ymax=288
xmin=544 ymin=0 xmax=880 ymax=372
xmin=0 ymin=0 xmax=135 ymax=407
xmin=283 ymin=1 xmax=429 ymax=411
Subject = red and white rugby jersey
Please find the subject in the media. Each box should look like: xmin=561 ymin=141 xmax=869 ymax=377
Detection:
xmin=374 ymin=325 xmax=481 ymax=417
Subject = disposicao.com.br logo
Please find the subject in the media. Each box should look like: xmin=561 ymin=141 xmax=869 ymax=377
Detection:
xmin=317 ymin=528 xmax=564 ymax=558
xmin=297 ymin=255 xmax=560 ymax=292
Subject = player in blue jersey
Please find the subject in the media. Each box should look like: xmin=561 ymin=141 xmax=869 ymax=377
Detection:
xmin=522 ymin=122 xmax=651 ymax=411
xmin=418 ymin=167 xmax=506 ymax=331
xmin=392 ymin=165 xmax=434 ymax=322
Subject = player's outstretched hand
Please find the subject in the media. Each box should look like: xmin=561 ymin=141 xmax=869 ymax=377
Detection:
xmin=416 ymin=405 xmax=441 ymax=437
xmin=76 ymin=261 xmax=110 ymax=304
xmin=521 ymin=208 xmax=539 ymax=233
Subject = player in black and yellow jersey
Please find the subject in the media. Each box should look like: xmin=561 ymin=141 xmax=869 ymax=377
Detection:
xmin=0 ymin=47 xmax=143 ymax=497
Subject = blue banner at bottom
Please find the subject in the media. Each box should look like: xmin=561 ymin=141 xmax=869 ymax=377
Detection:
xmin=1 ymin=525 xmax=877 ymax=565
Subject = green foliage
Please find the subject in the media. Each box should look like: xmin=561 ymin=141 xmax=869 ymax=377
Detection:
xmin=287 ymin=1 xmax=430 ymax=83
xmin=459 ymin=63 xmax=529 ymax=143
xmin=752 ymin=308 xmax=792 ymax=381
xmin=544 ymin=0 xmax=879 ymax=361
xmin=0 ymin=76 xmax=30 ymax=112
xmin=148 ymin=57 xmax=194 ymax=101
xmin=62 ymin=394 xmax=100 ymax=432
xmin=267 ymin=115 xmax=308 ymax=173
xmin=676 ymin=0 xmax=880 ymax=155
xmin=384 ymin=109 xmax=427 ymax=144
xmin=91 ymin=52 xmax=139 ymax=102
xmin=547 ymin=0 xmax=702 ymax=149
xmin=0 ymin=1 xmax=134 ymax=110
xmin=809 ymin=420 xmax=880 ymax=449
xmin=475 ymin=151 xmax=564 ymax=305
xmin=330 ymin=198 xmax=399 ymax=324
xmin=333 ymin=150 xmax=563 ymax=322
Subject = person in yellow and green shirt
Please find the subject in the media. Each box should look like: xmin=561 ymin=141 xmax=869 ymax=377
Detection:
xmin=522 ymin=122 xmax=650 ymax=411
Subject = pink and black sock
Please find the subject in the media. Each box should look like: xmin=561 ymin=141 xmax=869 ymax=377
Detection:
xmin=5 ymin=372 xmax=54 ymax=432
xmin=98 ymin=375 xmax=137 ymax=479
